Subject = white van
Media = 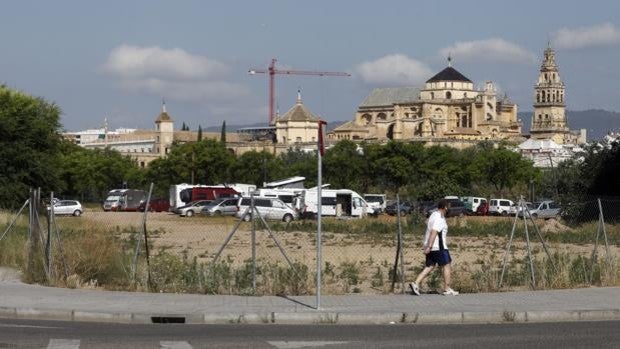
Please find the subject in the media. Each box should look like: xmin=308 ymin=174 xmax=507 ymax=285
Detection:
xmin=364 ymin=194 xmax=387 ymax=214
xmin=489 ymin=198 xmax=516 ymax=216
xmin=296 ymin=189 xmax=374 ymax=218
xmin=235 ymin=196 xmax=298 ymax=222
xmin=461 ymin=196 xmax=487 ymax=214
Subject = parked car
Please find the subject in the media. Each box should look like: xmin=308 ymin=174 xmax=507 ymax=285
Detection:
xmin=461 ymin=196 xmax=487 ymax=215
xmin=48 ymin=200 xmax=83 ymax=217
xmin=385 ymin=201 xmax=414 ymax=216
xmin=236 ymin=197 xmax=298 ymax=222
xmin=174 ymin=200 xmax=212 ymax=217
xmin=445 ymin=199 xmax=467 ymax=217
xmin=202 ymin=198 xmax=239 ymax=216
xmin=489 ymin=199 xmax=516 ymax=216
xmin=476 ymin=200 xmax=489 ymax=215
xmin=363 ymin=194 xmax=387 ymax=214
xmin=417 ymin=200 xmax=437 ymax=216
xmin=522 ymin=200 xmax=561 ymax=219
xmin=138 ymin=198 xmax=170 ymax=212
xmin=426 ymin=199 xmax=467 ymax=218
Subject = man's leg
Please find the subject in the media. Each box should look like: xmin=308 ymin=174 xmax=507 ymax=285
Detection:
xmin=415 ymin=265 xmax=435 ymax=285
xmin=442 ymin=263 xmax=452 ymax=290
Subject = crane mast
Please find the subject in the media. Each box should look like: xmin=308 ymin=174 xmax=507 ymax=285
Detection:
xmin=249 ymin=58 xmax=351 ymax=124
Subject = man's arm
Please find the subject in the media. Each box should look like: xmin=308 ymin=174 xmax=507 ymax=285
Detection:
xmin=424 ymin=229 xmax=438 ymax=254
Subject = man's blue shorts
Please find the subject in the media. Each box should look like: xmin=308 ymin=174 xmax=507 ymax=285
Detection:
xmin=425 ymin=250 xmax=452 ymax=267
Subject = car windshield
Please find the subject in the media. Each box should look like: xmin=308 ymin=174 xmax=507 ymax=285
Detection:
xmin=105 ymin=196 xmax=120 ymax=202
xmin=365 ymin=196 xmax=384 ymax=203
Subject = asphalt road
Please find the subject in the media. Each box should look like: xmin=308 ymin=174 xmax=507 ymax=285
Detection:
xmin=0 ymin=318 xmax=618 ymax=348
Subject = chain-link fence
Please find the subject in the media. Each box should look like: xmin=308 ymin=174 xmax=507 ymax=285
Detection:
xmin=1 ymin=189 xmax=618 ymax=297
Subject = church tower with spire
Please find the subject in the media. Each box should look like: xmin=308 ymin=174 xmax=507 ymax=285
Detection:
xmin=531 ymin=44 xmax=569 ymax=143
xmin=155 ymin=99 xmax=174 ymax=155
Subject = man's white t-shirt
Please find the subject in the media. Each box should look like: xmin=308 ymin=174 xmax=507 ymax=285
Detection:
xmin=423 ymin=210 xmax=448 ymax=251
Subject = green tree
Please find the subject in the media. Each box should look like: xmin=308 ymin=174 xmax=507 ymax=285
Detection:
xmin=0 ymin=85 xmax=63 ymax=207
xmin=57 ymin=142 xmax=145 ymax=201
xmin=229 ymin=150 xmax=282 ymax=186
xmin=278 ymin=149 xmax=317 ymax=187
xmin=146 ymin=139 xmax=235 ymax=187
xmin=323 ymin=140 xmax=366 ymax=192
xmin=197 ymin=125 xmax=203 ymax=141
xmin=220 ymin=121 xmax=227 ymax=144
xmin=471 ymin=146 xmax=538 ymax=195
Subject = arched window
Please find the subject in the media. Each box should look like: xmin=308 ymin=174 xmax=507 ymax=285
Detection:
xmin=464 ymin=92 xmax=468 ymax=98
xmin=361 ymin=113 xmax=372 ymax=125
xmin=377 ymin=112 xmax=387 ymax=121
xmin=446 ymin=91 xmax=452 ymax=99
xmin=537 ymin=93 xmax=540 ymax=103
xmin=544 ymin=73 xmax=548 ymax=82
xmin=462 ymin=115 xmax=468 ymax=128
xmin=430 ymin=92 xmax=435 ymax=100
xmin=541 ymin=90 xmax=546 ymax=101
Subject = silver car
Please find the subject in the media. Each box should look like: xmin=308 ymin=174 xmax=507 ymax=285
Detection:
xmin=49 ymin=200 xmax=83 ymax=217
xmin=175 ymin=200 xmax=212 ymax=217
xmin=528 ymin=200 xmax=561 ymax=219
xmin=235 ymin=197 xmax=298 ymax=222
xmin=201 ymin=198 xmax=239 ymax=216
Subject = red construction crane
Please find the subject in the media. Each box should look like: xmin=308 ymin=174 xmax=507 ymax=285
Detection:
xmin=249 ymin=58 xmax=351 ymax=124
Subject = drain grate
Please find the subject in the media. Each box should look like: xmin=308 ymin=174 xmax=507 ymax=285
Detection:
xmin=151 ymin=316 xmax=186 ymax=324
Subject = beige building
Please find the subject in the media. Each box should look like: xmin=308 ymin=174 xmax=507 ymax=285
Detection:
xmin=331 ymin=59 xmax=522 ymax=145
xmin=274 ymin=91 xmax=321 ymax=145
xmin=69 ymin=103 xmax=239 ymax=167
xmin=530 ymin=44 xmax=584 ymax=144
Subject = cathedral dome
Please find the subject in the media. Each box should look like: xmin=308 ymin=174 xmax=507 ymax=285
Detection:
xmin=426 ymin=66 xmax=472 ymax=83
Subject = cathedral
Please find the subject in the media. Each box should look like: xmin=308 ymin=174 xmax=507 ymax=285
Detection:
xmin=331 ymin=57 xmax=522 ymax=144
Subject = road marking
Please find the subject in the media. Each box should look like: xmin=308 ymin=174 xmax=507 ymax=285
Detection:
xmin=0 ymin=323 xmax=61 ymax=329
xmin=47 ymin=339 xmax=80 ymax=349
xmin=268 ymin=341 xmax=349 ymax=348
xmin=160 ymin=341 xmax=193 ymax=349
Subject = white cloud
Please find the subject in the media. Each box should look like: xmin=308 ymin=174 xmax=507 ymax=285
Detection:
xmin=552 ymin=23 xmax=620 ymax=50
xmin=439 ymin=38 xmax=536 ymax=64
xmin=102 ymin=44 xmax=229 ymax=80
xmin=355 ymin=54 xmax=433 ymax=85
xmin=102 ymin=44 xmax=249 ymax=103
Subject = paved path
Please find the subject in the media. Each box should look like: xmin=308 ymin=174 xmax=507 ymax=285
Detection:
xmin=1 ymin=280 xmax=619 ymax=324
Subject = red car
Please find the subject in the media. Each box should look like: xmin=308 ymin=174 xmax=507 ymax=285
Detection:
xmin=138 ymin=198 xmax=170 ymax=212
xmin=476 ymin=200 xmax=489 ymax=216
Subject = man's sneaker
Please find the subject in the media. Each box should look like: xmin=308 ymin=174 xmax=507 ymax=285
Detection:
xmin=442 ymin=288 xmax=459 ymax=296
xmin=409 ymin=282 xmax=421 ymax=296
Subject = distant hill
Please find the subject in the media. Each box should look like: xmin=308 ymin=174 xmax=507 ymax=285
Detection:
xmin=207 ymin=109 xmax=620 ymax=141
xmin=519 ymin=109 xmax=620 ymax=141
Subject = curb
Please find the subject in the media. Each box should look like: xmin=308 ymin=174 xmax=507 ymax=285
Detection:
xmin=1 ymin=307 xmax=619 ymax=325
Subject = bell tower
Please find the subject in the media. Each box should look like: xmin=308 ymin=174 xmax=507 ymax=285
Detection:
xmin=531 ymin=44 xmax=569 ymax=142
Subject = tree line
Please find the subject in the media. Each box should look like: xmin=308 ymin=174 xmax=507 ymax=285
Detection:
xmin=1 ymin=84 xmax=618 ymax=208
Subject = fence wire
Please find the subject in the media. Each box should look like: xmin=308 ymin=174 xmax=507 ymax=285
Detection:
xmin=1 ymin=192 xmax=618 ymax=296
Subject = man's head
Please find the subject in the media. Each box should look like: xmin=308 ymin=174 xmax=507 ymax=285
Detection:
xmin=437 ymin=199 xmax=450 ymax=213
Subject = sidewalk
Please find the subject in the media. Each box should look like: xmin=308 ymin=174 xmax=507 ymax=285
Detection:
xmin=0 ymin=279 xmax=618 ymax=324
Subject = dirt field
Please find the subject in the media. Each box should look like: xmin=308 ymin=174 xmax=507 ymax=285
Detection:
xmin=68 ymin=211 xmax=618 ymax=294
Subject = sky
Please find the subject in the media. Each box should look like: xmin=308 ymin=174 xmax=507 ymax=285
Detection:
xmin=1 ymin=0 xmax=620 ymax=132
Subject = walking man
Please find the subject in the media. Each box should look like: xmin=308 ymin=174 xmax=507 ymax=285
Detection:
xmin=410 ymin=199 xmax=459 ymax=296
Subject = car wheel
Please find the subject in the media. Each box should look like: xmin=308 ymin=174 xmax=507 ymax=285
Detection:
xmin=186 ymin=210 xmax=194 ymax=217
xmin=458 ymin=212 xmax=464 ymax=218
xmin=73 ymin=210 xmax=82 ymax=217
xmin=501 ymin=211 xmax=508 ymax=216
xmin=243 ymin=214 xmax=252 ymax=222
xmin=283 ymin=214 xmax=293 ymax=223
xmin=531 ymin=213 xmax=538 ymax=219
xmin=214 ymin=210 xmax=222 ymax=216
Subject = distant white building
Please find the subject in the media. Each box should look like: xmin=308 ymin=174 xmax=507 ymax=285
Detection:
xmin=517 ymin=138 xmax=578 ymax=168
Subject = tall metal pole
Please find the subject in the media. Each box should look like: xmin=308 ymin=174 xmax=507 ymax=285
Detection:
xmin=251 ymin=194 xmax=257 ymax=293
xmin=316 ymin=139 xmax=323 ymax=309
